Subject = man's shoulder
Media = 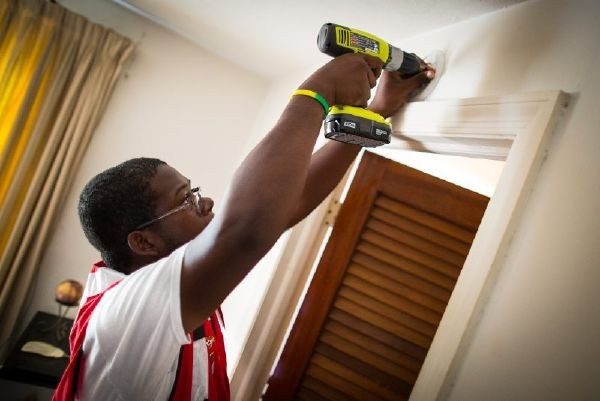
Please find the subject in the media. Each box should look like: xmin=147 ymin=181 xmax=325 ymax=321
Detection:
xmin=82 ymin=266 xmax=126 ymax=300
xmin=131 ymin=243 xmax=189 ymax=278
xmin=91 ymin=244 xmax=189 ymax=336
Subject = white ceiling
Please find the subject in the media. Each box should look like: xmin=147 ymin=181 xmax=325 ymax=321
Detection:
xmin=114 ymin=0 xmax=526 ymax=79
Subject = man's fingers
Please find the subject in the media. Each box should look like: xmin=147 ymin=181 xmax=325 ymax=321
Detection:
xmin=406 ymin=69 xmax=435 ymax=87
xmin=364 ymin=81 xmax=372 ymax=104
xmin=362 ymin=55 xmax=383 ymax=79
xmin=366 ymin=67 xmax=377 ymax=89
xmin=353 ymin=80 xmax=370 ymax=108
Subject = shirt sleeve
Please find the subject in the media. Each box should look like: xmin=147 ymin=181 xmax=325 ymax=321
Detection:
xmin=88 ymin=244 xmax=190 ymax=400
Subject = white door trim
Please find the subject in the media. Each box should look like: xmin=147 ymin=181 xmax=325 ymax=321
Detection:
xmin=230 ymin=91 xmax=569 ymax=401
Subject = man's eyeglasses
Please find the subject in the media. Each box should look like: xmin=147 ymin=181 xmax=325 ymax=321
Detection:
xmin=133 ymin=187 xmax=201 ymax=231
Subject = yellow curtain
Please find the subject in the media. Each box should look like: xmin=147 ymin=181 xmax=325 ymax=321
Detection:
xmin=0 ymin=0 xmax=134 ymax=358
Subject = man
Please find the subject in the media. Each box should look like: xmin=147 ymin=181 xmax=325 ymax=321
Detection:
xmin=54 ymin=53 xmax=434 ymax=400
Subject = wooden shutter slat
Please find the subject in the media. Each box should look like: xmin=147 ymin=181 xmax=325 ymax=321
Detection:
xmin=315 ymin=342 xmax=413 ymax=397
xmin=357 ymin=242 xmax=456 ymax=290
xmin=296 ymin=387 xmax=331 ymax=401
xmin=334 ymin=297 xmax=432 ymax=349
xmin=318 ymin=329 xmax=418 ymax=384
xmin=323 ymin=319 xmax=423 ymax=373
xmin=338 ymin=286 xmax=441 ymax=338
xmin=366 ymin=217 xmax=466 ymax=267
xmin=348 ymin=263 xmax=448 ymax=315
xmin=301 ymin=376 xmax=357 ymax=401
xmin=310 ymin=353 xmax=399 ymax=401
xmin=305 ymin=364 xmax=382 ymax=401
xmin=362 ymin=229 xmax=461 ymax=279
xmin=339 ymin=281 xmax=440 ymax=332
xmin=329 ymin=309 xmax=428 ymax=361
xmin=375 ymin=195 xmax=475 ymax=243
xmin=353 ymin=252 xmax=452 ymax=302
xmin=371 ymin=207 xmax=471 ymax=256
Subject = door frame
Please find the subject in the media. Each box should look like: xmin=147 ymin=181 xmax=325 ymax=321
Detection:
xmin=230 ymin=91 xmax=568 ymax=401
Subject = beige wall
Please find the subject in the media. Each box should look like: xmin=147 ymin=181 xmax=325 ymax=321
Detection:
xmin=25 ymin=0 xmax=268 ymax=374
xmin=395 ymin=1 xmax=599 ymax=400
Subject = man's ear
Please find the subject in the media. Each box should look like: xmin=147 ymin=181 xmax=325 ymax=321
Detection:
xmin=127 ymin=230 xmax=161 ymax=257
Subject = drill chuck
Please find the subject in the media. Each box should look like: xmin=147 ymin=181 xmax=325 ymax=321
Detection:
xmin=387 ymin=48 xmax=422 ymax=76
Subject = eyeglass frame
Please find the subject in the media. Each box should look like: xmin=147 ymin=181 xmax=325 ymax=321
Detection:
xmin=133 ymin=186 xmax=201 ymax=231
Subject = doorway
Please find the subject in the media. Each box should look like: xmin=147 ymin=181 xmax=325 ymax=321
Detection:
xmin=231 ymin=91 xmax=567 ymax=401
xmin=264 ymin=151 xmax=491 ymax=400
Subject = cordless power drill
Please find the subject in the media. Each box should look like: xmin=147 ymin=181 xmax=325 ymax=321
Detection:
xmin=317 ymin=23 xmax=427 ymax=147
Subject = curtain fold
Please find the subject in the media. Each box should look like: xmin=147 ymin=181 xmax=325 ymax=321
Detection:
xmin=0 ymin=0 xmax=135 ymax=359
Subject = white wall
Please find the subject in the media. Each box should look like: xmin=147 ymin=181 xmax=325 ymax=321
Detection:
xmin=25 ymin=0 xmax=268 ymax=374
xmin=393 ymin=1 xmax=599 ymax=400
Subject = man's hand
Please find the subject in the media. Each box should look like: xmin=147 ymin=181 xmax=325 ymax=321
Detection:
xmin=284 ymin=63 xmax=436 ymax=228
xmin=300 ymin=53 xmax=384 ymax=108
xmin=368 ymin=66 xmax=436 ymax=118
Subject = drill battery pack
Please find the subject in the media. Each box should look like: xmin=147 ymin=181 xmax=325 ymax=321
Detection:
xmin=324 ymin=106 xmax=391 ymax=148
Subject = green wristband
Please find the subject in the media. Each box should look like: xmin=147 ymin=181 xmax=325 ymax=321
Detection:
xmin=292 ymin=89 xmax=330 ymax=117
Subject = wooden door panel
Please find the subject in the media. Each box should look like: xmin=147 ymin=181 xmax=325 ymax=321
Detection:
xmin=351 ymin=252 xmax=453 ymax=303
xmin=356 ymin=242 xmax=457 ymax=291
xmin=369 ymin=205 xmax=472 ymax=256
xmin=264 ymin=151 xmax=489 ymax=400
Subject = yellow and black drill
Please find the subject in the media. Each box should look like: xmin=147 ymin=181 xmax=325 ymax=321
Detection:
xmin=317 ymin=23 xmax=428 ymax=147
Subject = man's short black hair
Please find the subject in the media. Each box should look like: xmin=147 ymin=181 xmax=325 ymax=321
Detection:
xmin=78 ymin=157 xmax=166 ymax=273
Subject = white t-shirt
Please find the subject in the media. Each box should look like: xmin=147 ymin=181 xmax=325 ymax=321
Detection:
xmin=79 ymin=245 xmax=212 ymax=401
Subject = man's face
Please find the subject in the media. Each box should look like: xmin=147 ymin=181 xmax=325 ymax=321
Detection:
xmin=148 ymin=164 xmax=214 ymax=254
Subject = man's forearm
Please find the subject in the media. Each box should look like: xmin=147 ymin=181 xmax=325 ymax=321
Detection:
xmin=224 ymin=97 xmax=326 ymax=244
xmin=193 ymin=54 xmax=378 ymax=274
xmin=287 ymin=140 xmax=360 ymax=227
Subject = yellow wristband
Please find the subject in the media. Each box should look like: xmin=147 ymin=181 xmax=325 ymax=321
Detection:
xmin=292 ymin=89 xmax=330 ymax=117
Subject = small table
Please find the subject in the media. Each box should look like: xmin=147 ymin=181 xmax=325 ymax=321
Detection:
xmin=0 ymin=311 xmax=73 ymax=388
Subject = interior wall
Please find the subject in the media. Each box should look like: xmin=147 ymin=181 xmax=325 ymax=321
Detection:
xmin=390 ymin=1 xmax=599 ymax=400
xmin=24 ymin=0 xmax=268 ymax=375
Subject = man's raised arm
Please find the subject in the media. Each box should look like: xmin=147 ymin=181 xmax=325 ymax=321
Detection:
xmin=286 ymin=68 xmax=435 ymax=228
xmin=180 ymin=54 xmax=383 ymax=332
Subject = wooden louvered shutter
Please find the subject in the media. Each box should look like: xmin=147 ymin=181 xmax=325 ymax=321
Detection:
xmin=263 ymin=151 xmax=489 ymax=401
